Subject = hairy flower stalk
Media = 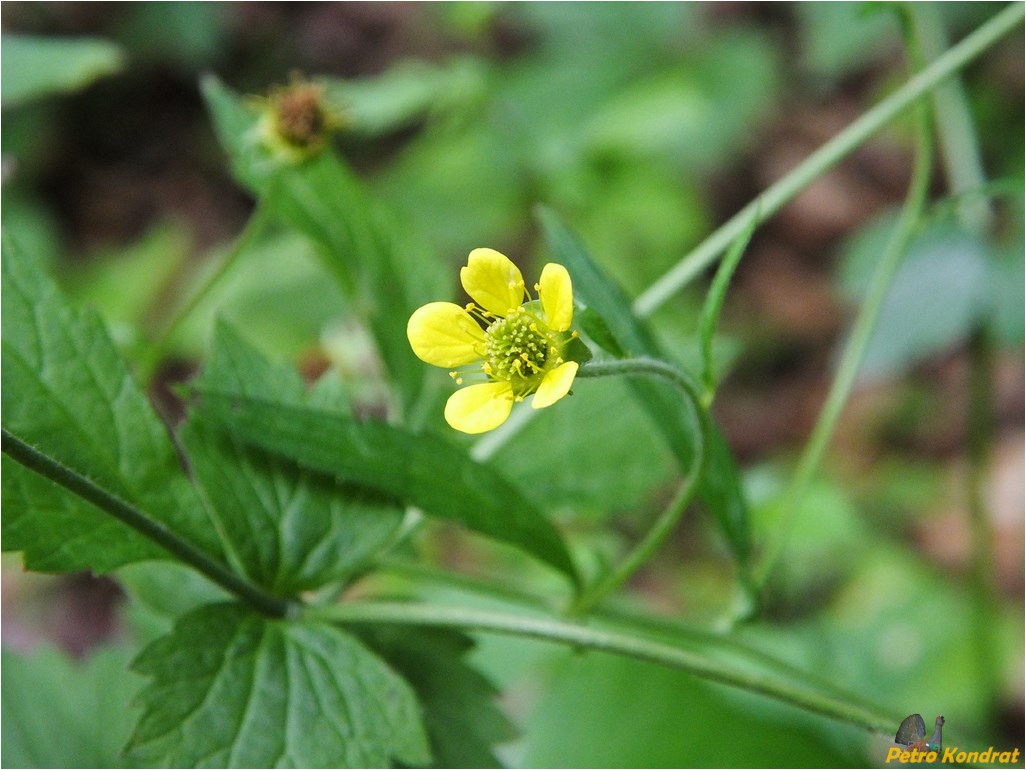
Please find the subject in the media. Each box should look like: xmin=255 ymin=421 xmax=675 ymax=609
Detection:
xmin=408 ymin=248 xmax=582 ymax=433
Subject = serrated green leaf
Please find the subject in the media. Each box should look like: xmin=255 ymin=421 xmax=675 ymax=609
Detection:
xmin=180 ymin=322 xmax=405 ymax=594
xmin=2 ymin=455 xmax=164 ymax=572
xmin=200 ymin=75 xmax=446 ymax=419
xmin=190 ymin=384 xmax=578 ymax=583
xmin=358 ymin=626 xmax=516 ymax=768
xmin=128 ymin=602 xmax=430 ymax=768
xmin=1 ymin=645 xmax=142 ymax=769
xmin=1 ymin=35 xmax=125 ymax=108
xmin=538 ymin=208 xmax=751 ymax=566
xmin=1 ymin=234 xmax=224 ymax=573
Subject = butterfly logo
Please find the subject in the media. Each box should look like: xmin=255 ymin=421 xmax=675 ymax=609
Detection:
xmin=894 ymin=714 xmax=945 ymax=752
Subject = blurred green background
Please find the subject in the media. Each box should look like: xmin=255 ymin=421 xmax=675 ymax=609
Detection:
xmin=1 ymin=3 xmax=1022 ymax=767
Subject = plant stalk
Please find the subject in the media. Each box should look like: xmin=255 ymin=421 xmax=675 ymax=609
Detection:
xmin=569 ymin=358 xmax=706 ymax=612
xmin=314 ymin=600 xmax=899 ymax=734
xmin=633 ymin=2 xmax=1023 ymax=317
xmin=1 ymin=428 xmax=292 ymax=619
xmin=754 ymin=52 xmax=936 ymax=591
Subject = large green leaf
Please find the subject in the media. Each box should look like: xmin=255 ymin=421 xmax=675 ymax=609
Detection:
xmin=1 ymin=35 xmax=124 ymax=108
xmin=180 ymin=322 xmax=405 ymax=594
xmin=189 ymin=381 xmax=579 ymax=584
xmin=200 ymin=75 xmax=446 ymax=419
xmin=0 ymin=234 xmax=223 ymax=572
xmin=128 ymin=602 xmax=430 ymax=768
xmin=358 ymin=626 xmax=516 ymax=768
xmin=538 ymin=208 xmax=751 ymax=566
xmin=1 ymin=646 xmax=141 ymax=769
xmin=520 ymin=650 xmax=863 ymax=767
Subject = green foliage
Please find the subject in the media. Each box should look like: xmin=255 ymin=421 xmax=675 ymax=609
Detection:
xmin=128 ymin=602 xmax=430 ymax=768
xmin=520 ymin=652 xmax=864 ymax=768
xmin=1 ymin=235 xmax=221 ymax=573
xmin=182 ymin=322 xmax=406 ymax=594
xmin=357 ymin=626 xmax=516 ymax=768
xmin=201 ymin=75 xmax=447 ymax=419
xmin=538 ymin=208 xmax=752 ymax=569
xmin=838 ymin=206 xmax=1024 ymax=380
xmin=1 ymin=35 xmax=124 ymax=107
xmin=190 ymin=325 xmax=579 ymax=583
xmin=1 ymin=4 xmax=1022 ymax=768
xmin=1 ymin=646 xmax=141 ymax=768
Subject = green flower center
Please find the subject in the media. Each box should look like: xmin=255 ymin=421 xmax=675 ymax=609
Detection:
xmin=483 ymin=311 xmax=555 ymax=389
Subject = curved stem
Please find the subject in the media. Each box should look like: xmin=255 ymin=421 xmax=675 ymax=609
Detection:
xmin=312 ymin=600 xmax=898 ymax=734
xmin=569 ymin=358 xmax=706 ymax=612
xmin=754 ymin=17 xmax=937 ymax=592
xmin=2 ymin=428 xmax=293 ymax=619
xmin=374 ymin=555 xmax=885 ymax=707
xmin=632 ymin=2 xmax=1023 ymax=317
xmin=576 ymin=357 xmax=704 ymax=405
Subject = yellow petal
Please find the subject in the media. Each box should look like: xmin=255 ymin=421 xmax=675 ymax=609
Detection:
xmin=444 ymin=382 xmax=515 ymax=434
xmin=407 ymin=302 xmax=485 ymax=368
xmin=539 ymin=263 xmax=573 ymax=332
xmin=460 ymin=248 xmax=525 ymax=316
xmin=532 ymin=361 xmax=579 ymax=409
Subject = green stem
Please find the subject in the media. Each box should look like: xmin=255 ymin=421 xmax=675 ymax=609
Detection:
xmin=632 ymin=2 xmax=1023 ymax=317
xmin=568 ymin=358 xmax=706 ymax=613
xmin=910 ymin=2 xmax=994 ymax=232
xmin=375 ymin=556 xmax=883 ymax=706
xmin=576 ymin=357 xmax=705 ymax=407
xmin=312 ymin=600 xmax=898 ymax=734
xmin=754 ymin=55 xmax=936 ymax=591
xmin=569 ymin=455 xmax=703 ymax=616
xmin=1 ymin=428 xmax=292 ymax=619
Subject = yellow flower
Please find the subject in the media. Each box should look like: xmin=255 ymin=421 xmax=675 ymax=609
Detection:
xmin=407 ymin=248 xmax=580 ymax=434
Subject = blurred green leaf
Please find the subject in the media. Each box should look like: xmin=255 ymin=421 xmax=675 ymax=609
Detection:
xmin=114 ymin=3 xmax=229 ymax=71
xmin=538 ymin=208 xmax=752 ymax=567
xmin=321 ymin=58 xmax=486 ymax=137
xmin=520 ymin=651 xmax=864 ymax=767
xmin=61 ymin=222 xmax=191 ymax=353
xmin=181 ymin=322 xmax=405 ymax=594
xmin=189 ymin=342 xmax=579 ymax=583
xmin=358 ymin=626 xmax=516 ymax=768
xmin=581 ymin=28 xmax=780 ymax=173
xmin=1 ymin=646 xmax=141 ymax=769
xmin=116 ymin=561 xmax=229 ymax=643
xmin=1 ymin=35 xmax=125 ymax=108
xmin=492 ymin=377 xmax=675 ymax=516
xmin=839 ymin=212 xmax=998 ymax=382
xmin=161 ymin=229 xmax=349 ymax=362
xmin=1 ymin=234 xmax=222 ymax=573
xmin=750 ymin=546 xmax=1022 ymax=743
xmin=201 ymin=75 xmax=446 ymax=417
xmin=128 ymin=602 xmax=430 ymax=768
xmin=796 ymin=2 xmax=901 ymax=81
